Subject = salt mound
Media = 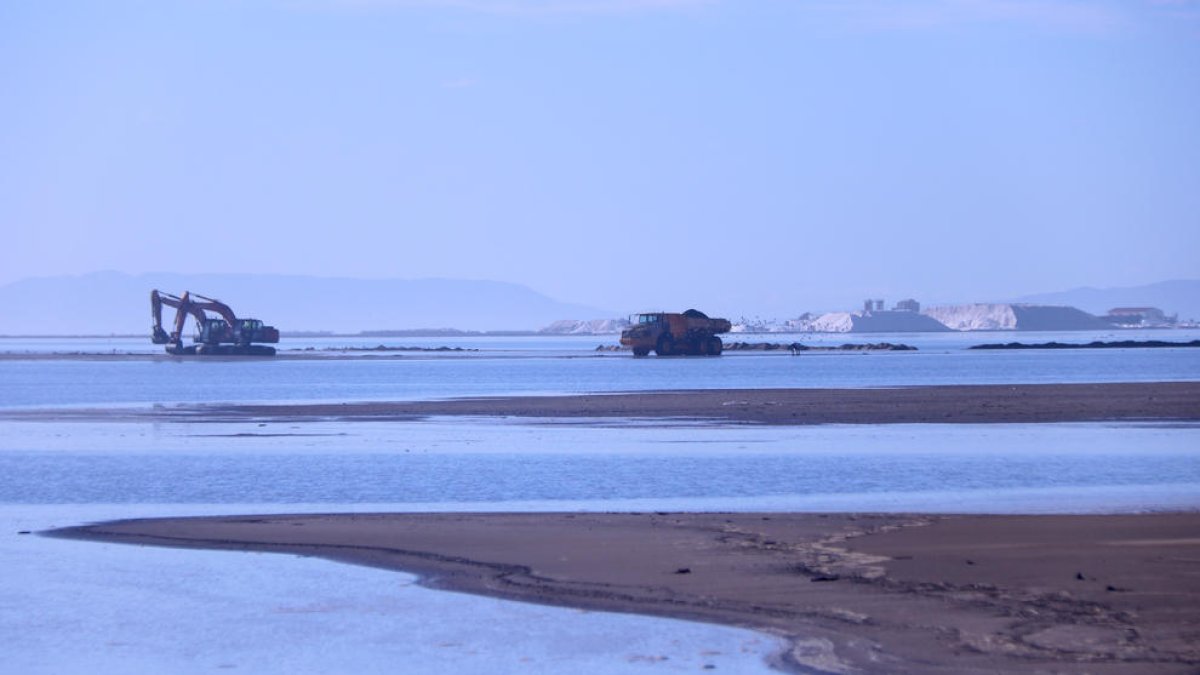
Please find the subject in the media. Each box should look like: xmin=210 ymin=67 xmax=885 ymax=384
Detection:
xmin=923 ymin=304 xmax=1106 ymax=331
xmin=539 ymin=318 xmax=631 ymax=335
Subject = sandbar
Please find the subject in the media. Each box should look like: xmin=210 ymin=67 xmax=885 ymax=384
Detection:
xmin=12 ymin=381 xmax=1197 ymax=425
xmin=226 ymin=382 xmax=1200 ymax=425
xmin=53 ymin=511 xmax=1200 ymax=673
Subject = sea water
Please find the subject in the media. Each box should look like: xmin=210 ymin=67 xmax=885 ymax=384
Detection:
xmin=3 ymin=418 xmax=1198 ymax=512
xmin=2 ymin=504 xmax=784 ymax=675
xmin=2 ymin=330 xmax=1200 ymax=409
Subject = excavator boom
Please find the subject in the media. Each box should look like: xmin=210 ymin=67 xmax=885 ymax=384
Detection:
xmin=191 ymin=293 xmax=239 ymax=327
xmin=150 ymin=290 xmax=206 ymax=345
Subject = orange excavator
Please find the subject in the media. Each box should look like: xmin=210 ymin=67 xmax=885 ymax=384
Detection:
xmin=151 ymin=290 xmax=280 ymax=356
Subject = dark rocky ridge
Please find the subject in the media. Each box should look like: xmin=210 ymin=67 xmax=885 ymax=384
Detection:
xmin=597 ymin=342 xmax=917 ymax=352
xmin=970 ymin=339 xmax=1200 ymax=350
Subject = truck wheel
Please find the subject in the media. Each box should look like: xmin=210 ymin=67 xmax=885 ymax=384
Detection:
xmin=632 ymin=347 xmax=650 ymax=357
xmin=655 ymin=335 xmax=674 ymax=356
xmin=707 ymin=336 xmax=723 ymax=356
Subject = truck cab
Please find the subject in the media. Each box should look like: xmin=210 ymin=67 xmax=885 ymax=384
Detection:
xmin=620 ymin=309 xmax=730 ymax=357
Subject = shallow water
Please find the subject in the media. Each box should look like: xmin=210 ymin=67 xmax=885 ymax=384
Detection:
xmin=4 ymin=327 xmax=1196 ymax=355
xmin=2 ymin=504 xmax=783 ymax=675
xmin=4 ymin=419 xmax=1198 ymax=513
xmin=2 ymin=330 xmax=1200 ymax=409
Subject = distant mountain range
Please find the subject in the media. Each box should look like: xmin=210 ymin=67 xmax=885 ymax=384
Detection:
xmin=1 ymin=273 xmax=1195 ymax=335
xmin=1013 ymin=280 xmax=1200 ymax=321
xmin=0 ymin=272 xmax=612 ymax=335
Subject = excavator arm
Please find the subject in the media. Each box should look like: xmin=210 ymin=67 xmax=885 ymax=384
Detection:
xmin=150 ymin=290 xmax=173 ymax=344
xmin=150 ymin=290 xmax=207 ymax=344
xmin=191 ymin=293 xmax=239 ymax=327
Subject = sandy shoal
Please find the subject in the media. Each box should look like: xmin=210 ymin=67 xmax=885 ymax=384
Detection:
xmin=228 ymin=382 xmax=1200 ymax=425
xmin=54 ymin=512 xmax=1200 ymax=673
xmin=8 ymin=382 xmax=1199 ymax=425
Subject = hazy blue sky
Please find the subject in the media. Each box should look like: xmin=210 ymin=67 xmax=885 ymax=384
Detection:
xmin=2 ymin=0 xmax=1197 ymax=315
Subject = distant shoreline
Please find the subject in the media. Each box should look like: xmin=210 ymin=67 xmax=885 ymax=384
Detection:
xmin=2 ymin=327 xmax=1197 ymax=340
xmin=5 ymin=336 xmax=1200 ymax=361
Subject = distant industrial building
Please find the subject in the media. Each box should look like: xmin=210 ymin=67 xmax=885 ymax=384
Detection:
xmin=804 ymin=299 xmax=952 ymax=333
xmin=862 ymin=299 xmax=885 ymax=313
xmin=1104 ymin=307 xmax=1172 ymax=327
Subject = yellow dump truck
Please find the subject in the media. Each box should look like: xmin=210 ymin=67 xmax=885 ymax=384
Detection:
xmin=619 ymin=309 xmax=732 ymax=356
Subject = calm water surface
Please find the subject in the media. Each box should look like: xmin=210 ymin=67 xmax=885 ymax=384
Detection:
xmin=3 ymin=330 xmax=1199 ymax=408
xmin=3 ymin=419 xmax=1197 ymax=513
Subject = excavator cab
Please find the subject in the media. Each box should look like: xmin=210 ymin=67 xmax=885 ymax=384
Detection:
xmin=234 ymin=318 xmax=279 ymax=345
xmin=197 ymin=318 xmax=233 ymax=344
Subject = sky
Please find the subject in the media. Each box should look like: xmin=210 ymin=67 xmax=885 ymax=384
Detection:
xmin=2 ymin=0 xmax=1198 ymax=316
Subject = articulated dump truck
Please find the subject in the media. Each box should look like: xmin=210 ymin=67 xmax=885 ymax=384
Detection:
xmin=620 ymin=309 xmax=732 ymax=356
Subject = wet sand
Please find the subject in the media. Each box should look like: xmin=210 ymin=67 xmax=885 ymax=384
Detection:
xmin=54 ymin=512 xmax=1200 ymax=673
xmin=231 ymin=382 xmax=1200 ymax=425
xmin=13 ymin=381 xmax=1196 ymax=425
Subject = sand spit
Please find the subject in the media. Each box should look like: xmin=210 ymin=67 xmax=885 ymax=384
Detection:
xmin=52 ymin=512 xmax=1200 ymax=673
xmin=9 ymin=382 xmax=1197 ymax=426
xmin=197 ymin=382 xmax=1200 ymax=425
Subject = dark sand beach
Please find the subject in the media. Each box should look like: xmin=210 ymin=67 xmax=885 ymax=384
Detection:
xmin=55 ymin=512 xmax=1200 ymax=673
